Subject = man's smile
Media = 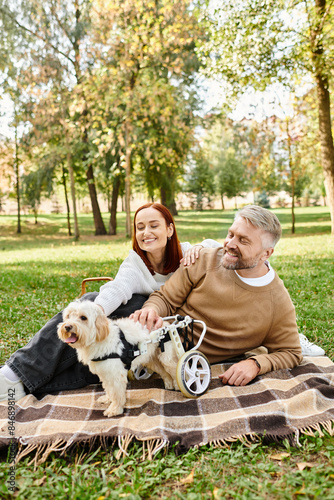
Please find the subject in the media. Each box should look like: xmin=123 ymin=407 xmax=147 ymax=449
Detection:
xmin=224 ymin=249 xmax=240 ymax=258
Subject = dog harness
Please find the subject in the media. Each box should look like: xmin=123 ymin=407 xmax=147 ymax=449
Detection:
xmin=91 ymin=316 xmax=195 ymax=369
xmin=91 ymin=330 xmax=140 ymax=370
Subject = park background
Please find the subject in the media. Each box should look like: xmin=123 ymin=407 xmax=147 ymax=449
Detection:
xmin=1 ymin=0 xmax=334 ymax=240
xmin=1 ymin=1 xmax=334 ymax=499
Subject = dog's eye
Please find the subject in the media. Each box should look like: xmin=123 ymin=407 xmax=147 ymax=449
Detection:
xmin=80 ymin=315 xmax=87 ymax=321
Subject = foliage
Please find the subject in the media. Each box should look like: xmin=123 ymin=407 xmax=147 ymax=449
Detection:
xmin=0 ymin=0 xmax=206 ymax=233
xmin=255 ymin=191 xmax=271 ymax=208
xmin=198 ymin=0 xmax=334 ymax=233
xmin=185 ymin=148 xmax=215 ymax=210
xmin=199 ymin=0 xmax=334 ymax=92
xmin=21 ymin=166 xmax=54 ymax=222
xmin=201 ymin=119 xmax=251 ymax=208
xmin=0 ymin=138 xmax=15 ymax=211
xmin=215 ymin=147 xmax=249 ymax=207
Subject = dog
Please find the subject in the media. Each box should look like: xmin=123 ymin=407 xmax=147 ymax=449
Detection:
xmin=57 ymin=300 xmax=178 ymax=417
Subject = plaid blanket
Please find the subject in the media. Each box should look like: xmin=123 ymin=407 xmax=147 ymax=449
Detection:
xmin=1 ymin=356 xmax=334 ymax=464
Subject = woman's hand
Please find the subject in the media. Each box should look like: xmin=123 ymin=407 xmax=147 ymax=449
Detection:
xmin=130 ymin=307 xmax=163 ymax=331
xmin=180 ymin=245 xmax=203 ymax=267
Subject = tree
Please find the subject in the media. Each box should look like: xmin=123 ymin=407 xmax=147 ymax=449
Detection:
xmin=202 ymin=118 xmax=251 ymax=209
xmin=0 ymin=0 xmax=107 ymax=235
xmin=131 ymin=74 xmax=199 ymax=214
xmin=21 ymin=165 xmax=53 ymax=223
xmin=199 ymin=0 xmax=334 ymax=233
xmin=87 ymin=0 xmax=204 ymax=233
xmin=216 ymin=148 xmax=249 ymax=209
xmin=0 ymin=137 xmax=15 ymax=213
xmin=186 ymin=149 xmax=215 ymax=210
xmin=278 ymin=116 xmax=310 ymax=232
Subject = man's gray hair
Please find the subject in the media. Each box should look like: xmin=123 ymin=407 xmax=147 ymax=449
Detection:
xmin=235 ymin=205 xmax=282 ymax=248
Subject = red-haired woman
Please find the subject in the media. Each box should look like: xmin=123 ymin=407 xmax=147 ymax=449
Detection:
xmin=94 ymin=203 xmax=220 ymax=317
xmin=0 ymin=203 xmax=220 ymax=401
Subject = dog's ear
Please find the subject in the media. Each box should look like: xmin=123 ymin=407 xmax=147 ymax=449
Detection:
xmin=95 ymin=312 xmax=110 ymax=342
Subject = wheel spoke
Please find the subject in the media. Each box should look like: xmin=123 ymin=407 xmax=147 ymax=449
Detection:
xmin=184 ymin=358 xmax=210 ymax=393
xmin=185 ymin=374 xmax=198 ymax=388
xmin=195 ymin=379 xmax=205 ymax=392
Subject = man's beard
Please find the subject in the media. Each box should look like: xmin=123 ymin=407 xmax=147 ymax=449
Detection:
xmin=222 ymin=247 xmax=259 ymax=270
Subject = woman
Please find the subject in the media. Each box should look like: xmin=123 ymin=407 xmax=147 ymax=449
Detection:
xmin=0 ymin=203 xmax=221 ymax=401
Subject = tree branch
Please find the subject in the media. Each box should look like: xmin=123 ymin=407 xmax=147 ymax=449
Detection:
xmin=50 ymin=0 xmax=73 ymax=45
xmin=318 ymin=0 xmax=334 ymax=34
xmin=0 ymin=7 xmax=76 ymax=68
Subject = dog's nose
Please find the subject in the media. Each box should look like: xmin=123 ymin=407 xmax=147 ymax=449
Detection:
xmin=65 ymin=325 xmax=72 ymax=332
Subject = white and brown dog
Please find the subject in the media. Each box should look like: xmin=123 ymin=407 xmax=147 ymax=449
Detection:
xmin=57 ymin=300 xmax=178 ymax=417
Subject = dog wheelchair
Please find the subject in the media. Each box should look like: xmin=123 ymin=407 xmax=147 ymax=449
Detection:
xmin=80 ymin=277 xmax=212 ymax=398
xmin=146 ymin=314 xmax=211 ymax=398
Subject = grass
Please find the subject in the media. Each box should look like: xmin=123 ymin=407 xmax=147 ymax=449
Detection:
xmin=0 ymin=206 xmax=334 ymax=499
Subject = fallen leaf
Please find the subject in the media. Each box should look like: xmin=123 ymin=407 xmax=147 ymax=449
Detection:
xmin=34 ymin=476 xmax=46 ymax=486
xmin=109 ymin=465 xmax=121 ymax=474
xmin=180 ymin=468 xmax=195 ymax=484
xmin=213 ymin=487 xmax=221 ymax=499
xmin=294 ymin=486 xmax=306 ymax=495
xmin=297 ymin=462 xmax=317 ymax=471
xmin=270 ymin=452 xmax=290 ymax=460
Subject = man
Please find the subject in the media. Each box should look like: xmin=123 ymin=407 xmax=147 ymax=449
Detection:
xmin=132 ymin=205 xmax=303 ymax=386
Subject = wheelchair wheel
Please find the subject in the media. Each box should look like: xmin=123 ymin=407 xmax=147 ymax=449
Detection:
xmin=176 ymin=351 xmax=211 ymax=398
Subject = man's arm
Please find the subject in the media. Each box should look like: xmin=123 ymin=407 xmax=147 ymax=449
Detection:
xmin=131 ymin=255 xmax=206 ymax=330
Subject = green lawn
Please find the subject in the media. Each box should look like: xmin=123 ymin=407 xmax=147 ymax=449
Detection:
xmin=0 ymin=206 xmax=334 ymax=499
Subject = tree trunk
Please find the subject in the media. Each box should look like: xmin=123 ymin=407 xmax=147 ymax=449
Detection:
xmin=315 ymin=73 xmax=334 ymax=235
xmin=82 ymin=115 xmax=107 ymax=236
xmin=125 ymin=123 xmax=132 ymax=238
xmin=312 ymin=0 xmax=334 ymax=234
xmin=221 ymin=194 xmax=225 ymax=210
xmin=68 ymin=158 xmax=80 ymax=241
xmin=15 ymin=121 xmax=21 ymax=234
xmin=286 ymin=120 xmax=295 ymax=234
xmin=60 ymin=111 xmax=79 ymax=240
xmin=86 ymin=164 xmax=107 ymax=235
xmin=160 ymin=186 xmax=178 ymax=215
xmin=109 ymin=175 xmax=121 ymax=235
xmin=62 ymin=165 xmax=72 ymax=237
xmin=291 ymin=174 xmax=295 ymax=234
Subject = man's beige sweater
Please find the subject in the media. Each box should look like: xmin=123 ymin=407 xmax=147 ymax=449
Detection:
xmin=144 ymin=248 xmax=303 ymax=375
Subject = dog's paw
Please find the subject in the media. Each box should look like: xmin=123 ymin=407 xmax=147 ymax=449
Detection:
xmin=104 ymin=404 xmax=124 ymax=417
xmin=162 ymin=377 xmax=175 ymax=391
xmin=173 ymin=380 xmax=180 ymax=391
xmin=97 ymin=394 xmax=110 ymax=405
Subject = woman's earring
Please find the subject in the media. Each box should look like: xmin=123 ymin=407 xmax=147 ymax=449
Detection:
xmin=168 ymin=236 xmax=171 ymax=241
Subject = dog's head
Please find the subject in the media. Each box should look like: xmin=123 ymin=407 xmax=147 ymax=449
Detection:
xmin=57 ymin=300 xmax=110 ymax=348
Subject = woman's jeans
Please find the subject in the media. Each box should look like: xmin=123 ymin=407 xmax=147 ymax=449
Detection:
xmin=6 ymin=293 xmax=147 ymax=395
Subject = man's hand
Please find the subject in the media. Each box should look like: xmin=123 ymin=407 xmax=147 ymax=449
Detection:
xmin=219 ymin=359 xmax=260 ymax=386
xmin=130 ymin=307 xmax=163 ymax=331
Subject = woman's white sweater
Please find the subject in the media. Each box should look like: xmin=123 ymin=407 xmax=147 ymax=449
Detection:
xmin=94 ymin=240 xmax=221 ymax=316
